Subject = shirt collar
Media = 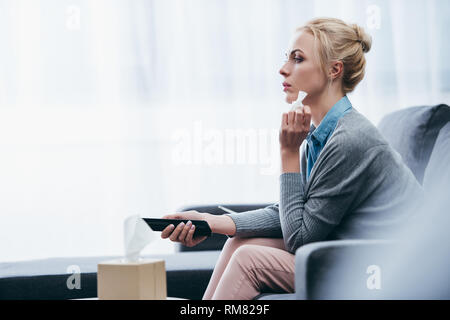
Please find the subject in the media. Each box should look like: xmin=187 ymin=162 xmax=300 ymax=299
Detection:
xmin=307 ymin=95 xmax=352 ymax=145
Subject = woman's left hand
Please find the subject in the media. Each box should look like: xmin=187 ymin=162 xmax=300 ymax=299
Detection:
xmin=279 ymin=106 xmax=312 ymax=152
xmin=160 ymin=210 xmax=209 ymax=247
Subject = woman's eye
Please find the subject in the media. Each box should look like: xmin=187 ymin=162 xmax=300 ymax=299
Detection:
xmin=283 ymin=56 xmax=303 ymax=63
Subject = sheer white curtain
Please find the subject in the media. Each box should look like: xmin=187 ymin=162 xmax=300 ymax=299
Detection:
xmin=0 ymin=0 xmax=448 ymax=262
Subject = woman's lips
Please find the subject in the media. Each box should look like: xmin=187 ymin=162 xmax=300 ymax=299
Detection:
xmin=283 ymin=82 xmax=291 ymax=91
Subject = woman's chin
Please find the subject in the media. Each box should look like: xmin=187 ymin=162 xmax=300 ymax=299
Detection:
xmin=284 ymin=94 xmax=293 ymax=104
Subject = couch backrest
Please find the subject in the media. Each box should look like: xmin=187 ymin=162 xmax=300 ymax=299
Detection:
xmin=377 ymin=104 xmax=450 ymax=185
xmin=422 ymin=122 xmax=450 ymax=191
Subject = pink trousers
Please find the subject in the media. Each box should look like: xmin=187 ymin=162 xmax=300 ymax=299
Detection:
xmin=202 ymin=237 xmax=295 ymax=300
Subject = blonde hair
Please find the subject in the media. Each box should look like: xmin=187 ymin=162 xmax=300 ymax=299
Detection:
xmin=297 ymin=17 xmax=372 ymax=94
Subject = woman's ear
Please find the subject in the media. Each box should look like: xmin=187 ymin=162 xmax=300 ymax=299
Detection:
xmin=329 ymin=60 xmax=344 ymax=80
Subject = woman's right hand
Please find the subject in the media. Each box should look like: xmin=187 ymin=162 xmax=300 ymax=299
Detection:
xmin=160 ymin=210 xmax=209 ymax=247
xmin=279 ymin=105 xmax=312 ymax=153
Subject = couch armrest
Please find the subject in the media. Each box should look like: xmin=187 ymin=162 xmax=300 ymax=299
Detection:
xmin=295 ymin=239 xmax=396 ymax=299
xmin=174 ymin=203 xmax=274 ymax=252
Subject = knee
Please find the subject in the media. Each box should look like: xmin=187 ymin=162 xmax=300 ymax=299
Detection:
xmin=222 ymin=237 xmax=250 ymax=253
xmin=230 ymin=244 xmax=260 ymax=268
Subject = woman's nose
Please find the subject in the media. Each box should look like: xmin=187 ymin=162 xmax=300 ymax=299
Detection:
xmin=279 ymin=64 xmax=289 ymax=77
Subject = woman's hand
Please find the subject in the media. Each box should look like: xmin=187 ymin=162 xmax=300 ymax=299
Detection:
xmin=279 ymin=106 xmax=312 ymax=153
xmin=160 ymin=210 xmax=209 ymax=247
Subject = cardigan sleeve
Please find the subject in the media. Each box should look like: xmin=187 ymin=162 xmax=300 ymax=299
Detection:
xmin=225 ymin=202 xmax=283 ymax=238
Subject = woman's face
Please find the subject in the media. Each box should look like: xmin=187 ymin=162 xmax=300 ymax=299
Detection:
xmin=279 ymin=30 xmax=328 ymax=104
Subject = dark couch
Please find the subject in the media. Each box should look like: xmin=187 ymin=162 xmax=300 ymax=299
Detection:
xmin=1 ymin=104 xmax=449 ymax=300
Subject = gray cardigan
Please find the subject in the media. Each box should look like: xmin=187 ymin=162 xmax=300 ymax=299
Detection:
xmin=226 ymin=108 xmax=424 ymax=253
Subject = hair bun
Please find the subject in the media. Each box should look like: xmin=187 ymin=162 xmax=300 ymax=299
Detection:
xmin=351 ymin=24 xmax=372 ymax=53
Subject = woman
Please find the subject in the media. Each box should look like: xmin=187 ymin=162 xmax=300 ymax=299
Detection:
xmin=160 ymin=17 xmax=423 ymax=300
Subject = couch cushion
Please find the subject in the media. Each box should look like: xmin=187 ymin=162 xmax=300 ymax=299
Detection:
xmin=0 ymin=251 xmax=220 ymax=300
xmin=422 ymin=122 xmax=450 ymax=191
xmin=377 ymin=104 xmax=450 ymax=184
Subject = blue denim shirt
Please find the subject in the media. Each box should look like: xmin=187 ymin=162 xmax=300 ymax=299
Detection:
xmin=306 ymin=95 xmax=353 ymax=181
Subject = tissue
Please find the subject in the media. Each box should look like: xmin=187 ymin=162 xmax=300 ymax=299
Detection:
xmin=123 ymin=214 xmax=156 ymax=262
xmin=290 ymin=90 xmax=308 ymax=110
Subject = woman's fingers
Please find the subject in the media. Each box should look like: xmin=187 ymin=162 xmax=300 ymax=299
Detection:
xmin=295 ymin=105 xmax=311 ymax=130
xmin=294 ymin=107 xmax=304 ymax=129
xmin=282 ymin=112 xmax=288 ymax=127
xmin=161 ymin=221 xmax=196 ymax=246
xmin=279 ymin=105 xmax=312 ymax=152
xmin=178 ymin=220 xmax=192 ymax=241
xmin=160 ymin=221 xmax=207 ymax=247
xmin=288 ymin=110 xmax=296 ymax=126
xmin=160 ymin=224 xmax=175 ymax=239
xmin=184 ymin=223 xmax=196 ymax=246
xmin=169 ymin=222 xmax=185 ymax=241
xmin=186 ymin=226 xmax=208 ymax=247
xmin=282 ymin=105 xmax=311 ymax=129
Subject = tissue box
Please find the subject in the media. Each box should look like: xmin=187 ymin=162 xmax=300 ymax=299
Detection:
xmin=97 ymin=258 xmax=166 ymax=300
